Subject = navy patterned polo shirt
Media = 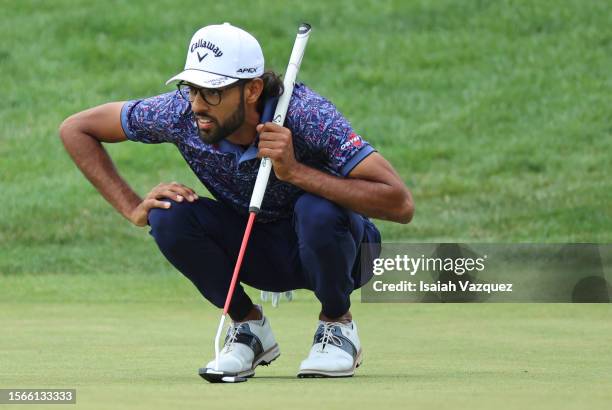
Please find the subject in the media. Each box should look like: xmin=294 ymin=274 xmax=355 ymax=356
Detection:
xmin=120 ymin=83 xmax=376 ymax=222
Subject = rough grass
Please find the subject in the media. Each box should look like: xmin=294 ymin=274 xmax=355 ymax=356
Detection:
xmin=1 ymin=0 xmax=611 ymax=274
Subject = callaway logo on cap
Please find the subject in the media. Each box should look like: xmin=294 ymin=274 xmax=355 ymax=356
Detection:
xmin=166 ymin=22 xmax=265 ymax=88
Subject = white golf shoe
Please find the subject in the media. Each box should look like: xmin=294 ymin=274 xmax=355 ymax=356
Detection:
xmin=201 ymin=306 xmax=280 ymax=378
xmin=297 ymin=320 xmax=363 ymax=378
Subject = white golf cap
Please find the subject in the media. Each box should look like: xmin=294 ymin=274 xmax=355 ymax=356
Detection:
xmin=166 ymin=23 xmax=264 ymax=88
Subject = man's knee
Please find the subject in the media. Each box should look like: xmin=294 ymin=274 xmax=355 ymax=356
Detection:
xmin=149 ymin=199 xmax=192 ymax=230
xmin=294 ymin=194 xmax=350 ymax=239
xmin=148 ymin=200 xmax=199 ymax=251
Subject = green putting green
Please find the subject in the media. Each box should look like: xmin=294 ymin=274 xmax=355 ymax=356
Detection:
xmin=1 ymin=273 xmax=611 ymax=409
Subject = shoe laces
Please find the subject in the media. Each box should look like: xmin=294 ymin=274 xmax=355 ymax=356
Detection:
xmin=317 ymin=322 xmax=344 ymax=353
xmin=223 ymin=323 xmax=245 ymax=353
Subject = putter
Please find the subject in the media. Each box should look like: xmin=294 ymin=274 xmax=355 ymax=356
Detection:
xmin=199 ymin=22 xmax=312 ymax=384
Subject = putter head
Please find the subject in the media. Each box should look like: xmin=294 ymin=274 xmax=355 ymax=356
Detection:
xmin=199 ymin=367 xmax=248 ymax=383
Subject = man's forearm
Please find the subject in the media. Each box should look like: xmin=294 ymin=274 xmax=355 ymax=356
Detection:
xmin=59 ymin=124 xmax=141 ymax=221
xmin=286 ymin=162 xmax=411 ymax=223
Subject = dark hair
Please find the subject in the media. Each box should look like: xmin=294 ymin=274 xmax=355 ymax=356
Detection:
xmin=257 ymin=70 xmax=284 ymax=114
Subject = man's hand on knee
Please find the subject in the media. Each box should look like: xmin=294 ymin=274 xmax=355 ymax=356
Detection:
xmin=129 ymin=181 xmax=198 ymax=226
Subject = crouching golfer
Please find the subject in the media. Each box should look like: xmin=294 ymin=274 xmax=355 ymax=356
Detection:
xmin=60 ymin=23 xmax=413 ymax=378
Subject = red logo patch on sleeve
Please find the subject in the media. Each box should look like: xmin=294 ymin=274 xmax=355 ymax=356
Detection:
xmin=340 ymin=132 xmax=363 ymax=150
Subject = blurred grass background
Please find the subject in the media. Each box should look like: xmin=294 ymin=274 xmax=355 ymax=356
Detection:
xmin=1 ymin=0 xmax=610 ymax=275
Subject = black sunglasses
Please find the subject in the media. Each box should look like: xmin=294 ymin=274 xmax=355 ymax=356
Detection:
xmin=176 ymin=79 xmax=248 ymax=106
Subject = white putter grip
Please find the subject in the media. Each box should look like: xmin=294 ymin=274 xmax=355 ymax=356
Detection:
xmin=249 ymin=23 xmax=311 ymax=213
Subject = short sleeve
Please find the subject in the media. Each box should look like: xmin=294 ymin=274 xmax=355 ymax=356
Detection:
xmin=287 ymin=85 xmax=376 ymax=176
xmin=120 ymin=91 xmax=191 ymax=144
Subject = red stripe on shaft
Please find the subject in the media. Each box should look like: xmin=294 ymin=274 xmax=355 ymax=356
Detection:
xmin=222 ymin=211 xmax=257 ymax=315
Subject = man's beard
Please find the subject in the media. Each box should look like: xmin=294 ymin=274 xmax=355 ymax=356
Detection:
xmin=195 ymin=87 xmax=245 ymax=145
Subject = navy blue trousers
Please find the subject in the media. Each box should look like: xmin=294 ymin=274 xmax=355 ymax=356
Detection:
xmin=148 ymin=193 xmax=381 ymax=320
